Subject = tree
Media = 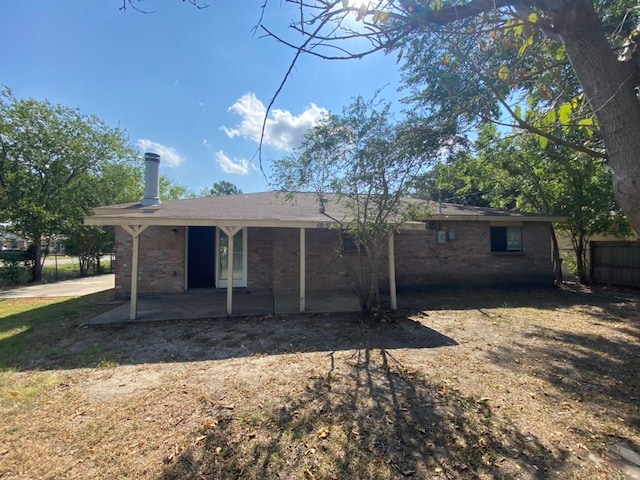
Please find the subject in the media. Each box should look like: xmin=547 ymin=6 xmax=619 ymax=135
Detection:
xmin=63 ymin=160 xmax=142 ymax=277
xmin=201 ymin=180 xmax=243 ymax=197
xmin=64 ymin=226 xmax=114 ymax=277
xmin=0 ymin=88 xmax=137 ymax=282
xmin=253 ymin=1 xmax=640 ymax=235
xmin=273 ymin=96 xmax=456 ymax=317
xmin=434 ymin=124 xmax=630 ymax=282
xmin=61 ymin=160 xmax=189 ymax=277
xmin=160 ymin=175 xmax=193 ymax=200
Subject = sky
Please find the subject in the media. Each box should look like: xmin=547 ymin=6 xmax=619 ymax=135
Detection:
xmin=2 ymin=1 xmax=404 ymax=194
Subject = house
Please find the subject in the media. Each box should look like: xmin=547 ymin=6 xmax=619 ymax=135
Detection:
xmin=84 ymin=153 xmax=564 ymax=320
xmin=0 ymin=223 xmax=27 ymax=251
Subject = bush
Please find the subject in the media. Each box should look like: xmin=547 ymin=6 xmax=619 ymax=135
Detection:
xmin=0 ymin=250 xmax=30 ymax=286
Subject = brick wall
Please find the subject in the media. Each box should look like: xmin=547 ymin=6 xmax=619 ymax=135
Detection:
xmin=115 ymin=225 xmax=185 ymax=296
xmin=247 ymin=227 xmax=273 ymax=290
xmin=249 ymin=228 xmax=354 ymax=293
xmin=394 ymin=221 xmax=552 ymax=289
xmin=115 ymin=221 xmax=553 ymax=297
xmin=305 ymin=229 xmax=353 ymax=291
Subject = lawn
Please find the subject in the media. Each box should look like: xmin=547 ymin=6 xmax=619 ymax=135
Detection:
xmin=0 ymin=256 xmax=113 ymax=287
xmin=0 ymin=286 xmax=638 ymax=479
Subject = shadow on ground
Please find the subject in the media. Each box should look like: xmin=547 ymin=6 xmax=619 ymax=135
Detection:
xmin=2 ymin=284 xmax=638 ymax=374
xmin=3 ymin=286 xmax=638 ymax=478
xmin=0 ymin=292 xmax=119 ymax=370
xmin=399 ymin=283 xmax=639 ymax=320
xmin=491 ymin=301 xmax=640 ymax=431
xmin=159 ymin=348 xmax=566 ymax=479
xmin=0 ymin=304 xmax=457 ymax=371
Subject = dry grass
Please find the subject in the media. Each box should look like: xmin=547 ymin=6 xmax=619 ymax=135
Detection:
xmin=0 ymin=285 xmax=638 ymax=479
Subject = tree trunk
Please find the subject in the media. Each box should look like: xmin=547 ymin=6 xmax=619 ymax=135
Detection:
xmin=574 ymin=237 xmax=588 ymax=283
xmin=553 ymin=2 xmax=640 ymax=235
xmin=550 ymin=225 xmax=563 ymax=284
xmin=32 ymin=236 xmax=43 ymax=283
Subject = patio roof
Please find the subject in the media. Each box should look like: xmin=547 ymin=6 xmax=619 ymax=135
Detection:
xmin=84 ymin=192 xmax=565 ymax=227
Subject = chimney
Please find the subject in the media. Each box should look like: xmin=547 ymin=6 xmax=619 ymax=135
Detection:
xmin=142 ymin=152 xmax=161 ymax=206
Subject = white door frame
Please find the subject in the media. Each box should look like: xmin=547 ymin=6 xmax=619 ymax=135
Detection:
xmin=215 ymin=226 xmax=247 ymax=288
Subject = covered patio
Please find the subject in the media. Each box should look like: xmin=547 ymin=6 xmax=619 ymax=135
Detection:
xmin=83 ymin=288 xmax=364 ymax=326
xmin=84 ymin=154 xmax=561 ymax=323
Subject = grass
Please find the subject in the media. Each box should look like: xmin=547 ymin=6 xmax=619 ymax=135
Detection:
xmin=42 ymin=261 xmax=80 ymax=280
xmin=0 ymin=257 xmax=113 ymax=287
xmin=0 ymin=292 xmax=117 ymax=370
xmin=0 ymin=286 xmax=638 ymax=479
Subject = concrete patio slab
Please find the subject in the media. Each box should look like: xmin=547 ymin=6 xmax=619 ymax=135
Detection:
xmin=83 ymin=288 xmax=362 ymax=326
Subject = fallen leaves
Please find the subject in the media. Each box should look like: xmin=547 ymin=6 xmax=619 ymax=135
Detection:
xmin=203 ymin=418 xmax=218 ymax=428
xmin=317 ymin=426 xmax=330 ymax=439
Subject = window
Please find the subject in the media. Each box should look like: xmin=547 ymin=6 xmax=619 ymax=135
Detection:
xmin=216 ymin=227 xmax=247 ymax=287
xmin=341 ymin=231 xmax=364 ymax=255
xmin=490 ymin=226 xmax=523 ymax=252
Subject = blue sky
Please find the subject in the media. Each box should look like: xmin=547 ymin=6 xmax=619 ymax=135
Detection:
xmin=2 ymin=1 xmax=403 ymax=194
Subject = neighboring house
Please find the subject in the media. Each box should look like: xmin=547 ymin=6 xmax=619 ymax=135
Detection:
xmin=84 ymin=153 xmax=563 ymax=319
xmin=0 ymin=224 xmax=27 ymax=250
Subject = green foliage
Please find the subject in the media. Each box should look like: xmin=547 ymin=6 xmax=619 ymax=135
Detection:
xmin=273 ymin=95 xmax=454 ymax=317
xmin=433 ymin=124 xmax=631 ymax=282
xmin=201 ymin=180 xmax=243 ymax=197
xmin=399 ymin=3 xmax=608 ymax=157
xmin=0 ymin=87 xmax=137 ymax=282
xmin=159 ymin=175 xmax=193 ymax=200
xmin=64 ymin=227 xmax=114 ymax=277
xmin=0 ymin=250 xmax=30 ymax=286
xmin=258 ymin=0 xmax=640 ymax=233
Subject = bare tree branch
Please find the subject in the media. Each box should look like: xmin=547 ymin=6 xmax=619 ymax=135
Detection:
xmin=120 ymin=0 xmax=209 ymax=14
xmin=256 ymin=8 xmax=337 ymax=170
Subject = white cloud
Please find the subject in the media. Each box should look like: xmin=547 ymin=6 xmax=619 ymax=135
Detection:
xmin=214 ymin=150 xmax=252 ymax=175
xmin=136 ymin=139 xmax=185 ymax=168
xmin=220 ymin=93 xmax=327 ymax=151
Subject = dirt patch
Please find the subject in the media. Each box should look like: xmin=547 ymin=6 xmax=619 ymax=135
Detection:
xmin=82 ymin=365 xmax=166 ymax=402
xmin=0 ymin=285 xmax=638 ymax=479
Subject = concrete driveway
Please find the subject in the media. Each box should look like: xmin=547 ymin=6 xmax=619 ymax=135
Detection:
xmin=0 ymin=274 xmax=115 ymax=299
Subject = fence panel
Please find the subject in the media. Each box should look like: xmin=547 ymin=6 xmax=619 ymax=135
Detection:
xmin=590 ymin=241 xmax=640 ymax=287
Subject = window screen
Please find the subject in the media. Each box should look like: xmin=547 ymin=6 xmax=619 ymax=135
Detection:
xmin=490 ymin=226 xmax=523 ymax=252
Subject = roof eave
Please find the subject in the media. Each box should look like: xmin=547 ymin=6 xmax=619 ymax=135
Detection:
xmin=83 ymin=216 xmax=341 ymax=229
xmin=429 ymin=214 xmax=567 ymax=223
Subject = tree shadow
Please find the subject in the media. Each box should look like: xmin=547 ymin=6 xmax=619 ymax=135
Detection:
xmin=0 ymin=303 xmax=457 ymax=371
xmin=397 ymin=284 xmax=640 ymax=323
xmin=491 ymin=319 xmax=640 ymax=429
xmin=0 ymin=292 xmax=119 ymax=370
xmin=159 ymin=348 xmax=567 ymax=479
xmin=3 ymin=285 xmax=638 ymax=373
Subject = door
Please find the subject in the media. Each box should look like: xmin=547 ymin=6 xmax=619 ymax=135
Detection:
xmin=187 ymin=226 xmax=216 ymax=288
xmin=216 ymin=227 xmax=247 ymax=288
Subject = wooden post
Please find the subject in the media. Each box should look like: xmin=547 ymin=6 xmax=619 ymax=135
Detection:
xmin=130 ymin=234 xmax=141 ymax=320
xmin=388 ymin=232 xmax=397 ymax=311
xmin=122 ymin=225 xmax=148 ymax=321
xmin=300 ymin=228 xmax=306 ymax=312
xmin=219 ymin=226 xmax=240 ymax=315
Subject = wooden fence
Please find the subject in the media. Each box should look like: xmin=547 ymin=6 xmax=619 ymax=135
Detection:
xmin=590 ymin=241 xmax=640 ymax=287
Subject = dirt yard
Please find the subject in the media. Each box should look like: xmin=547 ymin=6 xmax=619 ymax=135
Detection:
xmin=0 ymin=285 xmax=638 ymax=479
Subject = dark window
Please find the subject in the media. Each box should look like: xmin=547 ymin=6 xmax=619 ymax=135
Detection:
xmin=341 ymin=232 xmax=363 ymax=255
xmin=490 ymin=226 xmax=523 ymax=252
